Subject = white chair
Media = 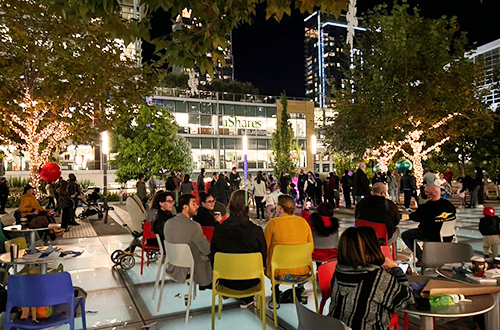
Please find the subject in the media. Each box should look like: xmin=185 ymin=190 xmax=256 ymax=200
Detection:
xmin=152 ymin=234 xmax=165 ymax=300
xmin=440 ymin=220 xmax=457 ymax=242
xmin=157 ymin=241 xmax=196 ymax=324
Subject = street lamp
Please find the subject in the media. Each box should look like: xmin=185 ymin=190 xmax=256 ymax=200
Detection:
xmin=101 ymin=131 xmax=109 ymax=224
xmin=311 ymin=134 xmax=317 ymax=173
xmin=242 ymin=135 xmax=248 ymax=206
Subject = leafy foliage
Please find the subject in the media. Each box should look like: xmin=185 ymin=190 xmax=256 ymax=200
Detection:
xmin=270 ymin=93 xmax=301 ymax=176
xmin=200 ymin=80 xmax=259 ymax=95
xmin=323 ymin=1 xmax=491 ymax=158
xmin=112 ymin=105 xmax=193 ymax=183
xmin=40 ymin=0 xmax=349 ymax=75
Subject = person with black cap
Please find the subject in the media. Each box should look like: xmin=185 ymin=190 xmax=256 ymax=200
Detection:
xmin=19 ymin=185 xmax=48 ymax=219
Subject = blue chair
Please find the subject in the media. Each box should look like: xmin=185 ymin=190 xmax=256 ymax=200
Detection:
xmin=5 ymin=272 xmax=86 ymax=330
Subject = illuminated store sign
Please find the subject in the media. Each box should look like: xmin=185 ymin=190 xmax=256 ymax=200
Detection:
xmin=223 ymin=116 xmax=262 ymax=129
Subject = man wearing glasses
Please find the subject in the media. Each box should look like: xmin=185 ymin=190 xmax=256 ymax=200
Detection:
xmin=355 ymin=182 xmax=401 ymax=243
xmin=193 ymin=192 xmax=222 ymax=227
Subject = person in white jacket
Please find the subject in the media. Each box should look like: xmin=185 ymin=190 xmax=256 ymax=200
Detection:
xmin=252 ymin=171 xmax=267 ymax=221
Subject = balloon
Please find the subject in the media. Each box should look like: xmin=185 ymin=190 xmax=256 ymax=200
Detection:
xmin=372 ymin=164 xmax=382 ymax=173
xmin=39 ymin=162 xmax=61 ymax=183
xmin=396 ymin=159 xmax=412 ymax=173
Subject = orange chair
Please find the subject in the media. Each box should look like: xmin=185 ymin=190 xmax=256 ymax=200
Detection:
xmin=355 ymin=219 xmax=397 ymax=260
xmin=202 ymin=226 xmax=215 ymax=242
xmin=317 ymin=260 xmax=399 ymax=330
xmin=141 ymin=221 xmax=160 ymax=275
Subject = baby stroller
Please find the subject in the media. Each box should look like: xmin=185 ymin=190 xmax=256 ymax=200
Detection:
xmin=78 ymin=187 xmax=103 ymax=220
xmin=109 ymin=195 xmax=148 ymax=270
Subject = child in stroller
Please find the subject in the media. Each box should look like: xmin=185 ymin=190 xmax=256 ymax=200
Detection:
xmin=78 ymin=187 xmax=103 ymax=220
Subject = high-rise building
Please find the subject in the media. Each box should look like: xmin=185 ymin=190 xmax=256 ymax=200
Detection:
xmin=304 ymin=12 xmax=365 ymax=108
xmin=469 ymin=38 xmax=500 ymax=110
xmin=172 ymin=9 xmax=234 ymax=84
xmin=119 ymin=1 xmax=143 ymax=64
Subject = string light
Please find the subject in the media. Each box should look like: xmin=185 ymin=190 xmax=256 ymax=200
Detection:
xmin=372 ymin=114 xmax=457 ymax=187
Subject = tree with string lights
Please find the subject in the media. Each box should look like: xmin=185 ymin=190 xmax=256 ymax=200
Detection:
xmin=0 ymin=0 xmax=153 ymax=191
xmin=324 ymin=1 xmax=491 ymax=184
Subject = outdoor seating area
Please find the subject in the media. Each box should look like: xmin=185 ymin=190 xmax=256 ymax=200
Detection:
xmin=0 ymin=202 xmax=497 ymax=330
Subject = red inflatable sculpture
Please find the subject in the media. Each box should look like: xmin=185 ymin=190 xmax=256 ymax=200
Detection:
xmin=39 ymin=162 xmax=61 ymax=183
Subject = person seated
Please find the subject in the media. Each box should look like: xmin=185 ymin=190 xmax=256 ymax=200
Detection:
xmin=328 ymin=226 xmax=414 ymax=329
xmin=401 ymin=185 xmax=457 ymax=261
xmin=164 ymin=194 xmax=212 ymax=289
xmin=87 ymin=188 xmax=101 ymax=205
xmin=309 ymin=203 xmax=340 ymax=262
xmin=264 ymin=195 xmax=313 ymax=294
xmin=19 ymin=185 xmax=49 ymax=220
xmin=193 ymin=192 xmax=222 ymax=227
xmin=210 ymin=190 xmax=267 ymax=308
xmin=355 ymin=182 xmax=401 ymax=243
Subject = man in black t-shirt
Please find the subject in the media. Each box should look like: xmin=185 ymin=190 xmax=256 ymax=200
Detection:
xmin=402 ymin=185 xmax=456 ymax=260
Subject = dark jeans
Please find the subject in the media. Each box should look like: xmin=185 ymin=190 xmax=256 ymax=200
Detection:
xmin=255 ymin=196 xmax=265 ymax=220
xmin=298 ymin=188 xmax=305 ymax=204
xmin=403 ymin=190 xmax=418 ymax=208
xmin=46 ymin=197 xmax=56 ymax=209
xmin=61 ymin=207 xmax=72 ymax=229
xmin=343 ymin=190 xmax=351 ymax=208
xmin=402 ymin=228 xmax=428 ymax=260
xmin=0 ymin=195 xmax=7 ymax=212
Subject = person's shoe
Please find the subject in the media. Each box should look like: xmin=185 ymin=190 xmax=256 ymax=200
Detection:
xmin=239 ymin=298 xmax=256 ymax=309
xmin=416 ymin=261 xmax=422 ymax=267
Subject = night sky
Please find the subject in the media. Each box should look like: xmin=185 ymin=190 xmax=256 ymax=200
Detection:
xmin=232 ymin=0 xmax=500 ymax=97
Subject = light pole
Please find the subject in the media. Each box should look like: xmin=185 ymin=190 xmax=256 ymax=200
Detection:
xmin=242 ymin=135 xmax=248 ymax=205
xmin=101 ymin=131 xmax=109 ymax=224
xmin=311 ymin=134 xmax=317 ymax=174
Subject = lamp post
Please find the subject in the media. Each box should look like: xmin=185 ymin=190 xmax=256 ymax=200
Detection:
xmin=242 ymin=135 xmax=248 ymax=205
xmin=101 ymin=131 xmax=109 ymax=224
xmin=311 ymin=134 xmax=317 ymax=173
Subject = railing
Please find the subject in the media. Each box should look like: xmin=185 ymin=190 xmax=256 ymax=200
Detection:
xmin=154 ymin=87 xmax=311 ymax=104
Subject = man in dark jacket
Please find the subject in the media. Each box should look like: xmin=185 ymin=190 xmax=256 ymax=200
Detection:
xmin=229 ymin=167 xmax=241 ymax=191
xmin=400 ymin=170 xmax=418 ymax=211
xmin=402 ymin=185 xmax=456 ymax=260
xmin=0 ymin=178 xmax=9 ymax=214
xmin=353 ymin=163 xmax=370 ymax=203
xmin=461 ymin=175 xmax=478 ymax=207
xmin=297 ymin=169 xmax=307 ymax=206
xmin=355 ymin=182 xmax=400 ymax=242
xmin=197 ymin=168 xmax=206 ymax=193
xmin=340 ymin=170 xmax=353 ymax=208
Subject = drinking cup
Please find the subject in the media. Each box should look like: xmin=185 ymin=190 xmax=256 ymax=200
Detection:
xmin=494 ymin=257 xmax=500 ymax=269
xmin=10 ymin=243 xmax=19 ymax=262
xmin=471 ymin=256 xmax=486 ymax=277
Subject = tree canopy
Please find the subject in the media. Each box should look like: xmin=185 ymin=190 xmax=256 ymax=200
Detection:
xmin=112 ymin=105 xmax=193 ymax=183
xmin=323 ymin=1 xmax=491 ymax=159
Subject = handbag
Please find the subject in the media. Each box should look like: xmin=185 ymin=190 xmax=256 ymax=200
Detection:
xmin=29 ymin=215 xmax=49 ymax=229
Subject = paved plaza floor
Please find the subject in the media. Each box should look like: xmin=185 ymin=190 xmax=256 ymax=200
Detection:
xmin=0 ymin=196 xmax=497 ymax=330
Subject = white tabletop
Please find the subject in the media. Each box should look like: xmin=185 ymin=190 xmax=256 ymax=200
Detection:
xmin=0 ymin=245 xmax=84 ymax=265
xmin=3 ymin=224 xmax=61 ymax=232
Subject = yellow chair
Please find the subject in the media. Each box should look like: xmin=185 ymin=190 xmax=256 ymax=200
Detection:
xmin=211 ymin=252 xmax=266 ymax=330
xmin=270 ymin=243 xmax=318 ymax=327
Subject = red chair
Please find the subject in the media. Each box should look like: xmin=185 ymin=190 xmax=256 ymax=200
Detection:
xmin=317 ymin=260 xmax=399 ymax=330
xmin=201 ymin=226 xmax=215 ymax=242
xmin=300 ymin=210 xmax=311 ymax=225
xmin=141 ymin=221 xmax=160 ymax=275
xmin=317 ymin=260 xmax=337 ymax=314
xmin=355 ymin=219 xmax=397 ymax=260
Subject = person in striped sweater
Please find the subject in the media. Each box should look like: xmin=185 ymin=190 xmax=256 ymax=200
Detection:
xmin=328 ymin=227 xmax=414 ymax=330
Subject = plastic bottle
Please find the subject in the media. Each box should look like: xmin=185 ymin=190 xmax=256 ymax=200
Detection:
xmin=428 ymin=294 xmax=465 ymax=307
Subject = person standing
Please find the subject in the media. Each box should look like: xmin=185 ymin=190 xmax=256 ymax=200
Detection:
xmin=147 ymin=175 xmax=157 ymax=196
xmin=197 ymin=168 xmax=206 ymax=193
xmin=58 ymin=180 xmax=73 ymax=231
xmin=68 ymin=173 xmax=82 ymax=225
xmin=216 ymin=173 xmax=231 ymax=205
xmin=45 ymin=181 xmax=56 ymax=209
xmin=0 ymin=177 xmax=9 ymax=214
xmin=180 ymin=174 xmax=194 ymax=195
xmin=475 ymin=167 xmax=484 ymax=207
xmin=479 ymin=207 xmax=500 ymax=258
xmin=340 ymin=170 xmax=352 ymax=208
xmin=253 ymin=171 xmax=267 ymax=221
xmin=279 ymin=172 xmax=289 ymax=195
xmin=400 ymin=170 xmax=417 ymax=212
xmin=387 ymin=171 xmax=398 ymax=204
xmin=297 ymin=169 xmax=307 ymax=206
xmin=304 ymin=172 xmax=317 ymax=206
xmin=229 ymin=167 xmax=241 ymax=191
xmin=444 ymin=168 xmax=453 ymax=185
xmin=136 ymin=173 xmax=147 ymax=207
xmin=353 ymin=163 xmax=370 ymax=203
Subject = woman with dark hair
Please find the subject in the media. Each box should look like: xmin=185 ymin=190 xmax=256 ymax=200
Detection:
xmin=210 ymin=190 xmax=266 ymax=308
xmin=58 ymin=180 xmax=73 ymax=231
xmin=304 ymin=203 xmax=340 ymax=263
xmin=252 ymin=171 xmax=267 ymax=221
xmin=328 ymin=227 xmax=414 ymax=330
xmin=180 ymin=174 xmax=194 ymax=195
xmin=216 ymin=173 xmax=231 ymax=205
xmin=193 ymin=192 xmax=221 ymax=227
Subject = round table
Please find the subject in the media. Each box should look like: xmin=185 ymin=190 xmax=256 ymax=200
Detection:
xmin=0 ymin=245 xmax=84 ymax=274
xmin=400 ymin=294 xmax=495 ymax=330
xmin=3 ymin=224 xmax=61 ymax=250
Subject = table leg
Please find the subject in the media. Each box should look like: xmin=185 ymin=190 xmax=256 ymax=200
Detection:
xmin=420 ymin=316 xmax=434 ymax=330
xmin=39 ymin=263 xmax=47 ymax=275
xmin=485 ymin=293 xmax=500 ymax=330
xmin=29 ymin=231 xmax=37 ymax=250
